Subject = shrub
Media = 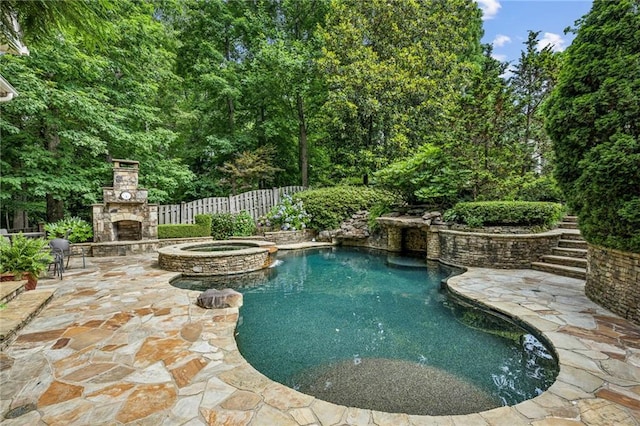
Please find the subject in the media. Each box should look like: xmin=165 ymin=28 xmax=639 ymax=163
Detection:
xmin=544 ymin=1 xmax=640 ymax=252
xmin=158 ymin=214 xmax=212 ymax=239
xmin=515 ymin=175 xmax=563 ymax=203
xmin=443 ymin=201 xmax=566 ymax=229
xmin=293 ymin=186 xmax=399 ymax=231
xmin=210 ymin=211 xmax=257 ymax=239
xmin=258 ymin=195 xmax=310 ymax=231
xmin=233 ymin=211 xmax=257 ymax=236
xmin=210 ymin=213 xmax=236 ymax=240
xmin=374 ymin=144 xmax=470 ymax=206
xmin=44 ymin=217 xmax=93 ymax=243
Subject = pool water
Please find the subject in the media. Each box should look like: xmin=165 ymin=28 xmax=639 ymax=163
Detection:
xmin=181 ymin=247 xmax=559 ymax=415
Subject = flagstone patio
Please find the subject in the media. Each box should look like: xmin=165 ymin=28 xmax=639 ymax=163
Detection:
xmin=0 ymin=250 xmax=638 ymax=425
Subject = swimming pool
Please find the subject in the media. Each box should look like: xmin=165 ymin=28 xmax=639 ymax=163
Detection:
xmin=175 ymin=247 xmax=558 ymax=415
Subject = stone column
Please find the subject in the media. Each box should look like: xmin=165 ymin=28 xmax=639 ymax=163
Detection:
xmin=426 ymin=225 xmax=443 ymax=261
xmin=386 ymin=226 xmax=402 ymax=252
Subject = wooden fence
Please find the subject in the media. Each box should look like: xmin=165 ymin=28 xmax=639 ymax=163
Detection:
xmin=158 ymin=186 xmax=306 ymax=225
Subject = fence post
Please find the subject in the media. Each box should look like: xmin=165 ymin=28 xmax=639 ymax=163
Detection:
xmin=180 ymin=202 xmax=185 ymax=224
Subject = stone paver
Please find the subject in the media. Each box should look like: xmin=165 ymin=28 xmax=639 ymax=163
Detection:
xmin=0 ymin=253 xmax=639 ymax=425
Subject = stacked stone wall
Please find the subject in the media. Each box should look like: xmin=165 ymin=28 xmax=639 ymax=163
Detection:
xmin=263 ymin=230 xmax=314 ymax=245
xmin=585 ymin=245 xmax=640 ymax=325
xmin=438 ymin=230 xmax=559 ymax=268
xmin=159 ymin=250 xmax=273 ymax=276
xmin=404 ymin=228 xmax=427 ymax=252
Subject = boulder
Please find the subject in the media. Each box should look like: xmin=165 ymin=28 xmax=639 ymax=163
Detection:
xmin=197 ymin=288 xmax=243 ymax=309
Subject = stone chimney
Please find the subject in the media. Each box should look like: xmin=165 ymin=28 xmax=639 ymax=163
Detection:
xmin=92 ymin=159 xmax=158 ymax=242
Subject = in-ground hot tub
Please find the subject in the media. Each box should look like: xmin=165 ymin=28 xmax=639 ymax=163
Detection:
xmin=158 ymin=240 xmax=278 ymax=275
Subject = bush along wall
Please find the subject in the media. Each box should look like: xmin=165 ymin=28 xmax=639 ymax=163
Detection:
xmin=442 ymin=201 xmax=566 ymax=230
xmin=293 ymin=186 xmax=399 ymax=231
xmin=158 ymin=214 xmax=212 ymax=239
xmin=210 ymin=211 xmax=257 ymax=240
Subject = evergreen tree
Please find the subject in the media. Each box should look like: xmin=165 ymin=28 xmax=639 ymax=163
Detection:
xmin=545 ymin=0 xmax=640 ymax=252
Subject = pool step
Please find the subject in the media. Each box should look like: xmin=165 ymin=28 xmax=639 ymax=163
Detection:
xmin=0 ymin=287 xmax=55 ymax=350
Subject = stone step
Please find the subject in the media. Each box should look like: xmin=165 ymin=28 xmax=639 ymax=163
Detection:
xmin=560 ymin=231 xmax=584 ymax=241
xmin=531 ymin=262 xmax=586 ymax=280
xmin=540 ymin=255 xmax=588 ymax=269
xmin=552 ymin=247 xmax=588 ymax=259
xmin=563 ymin=215 xmax=579 ymax=223
xmin=558 ymin=239 xmax=588 ymax=249
xmin=559 ymin=222 xmax=579 ymax=230
xmin=0 ymin=289 xmax=55 ymax=350
xmin=0 ymin=280 xmax=27 ymax=305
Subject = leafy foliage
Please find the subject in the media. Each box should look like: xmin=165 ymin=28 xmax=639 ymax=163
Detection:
xmin=319 ymin=0 xmax=483 ymax=182
xmin=210 ymin=212 xmax=256 ymax=239
xmin=233 ymin=211 xmax=257 ymax=236
xmin=443 ymin=201 xmax=566 ymax=228
xmin=258 ymin=195 xmax=310 ymax=231
xmin=0 ymin=234 xmax=52 ymax=277
xmin=210 ymin=213 xmax=236 ymax=240
xmin=294 ymin=186 xmax=398 ymax=231
xmin=44 ymin=217 xmax=93 ymax=243
xmin=374 ymin=144 xmax=470 ymax=207
xmin=545 ymin=0 xmax=640 ymax=252
xmin=218 ymin=146 xmax=282 ymax=195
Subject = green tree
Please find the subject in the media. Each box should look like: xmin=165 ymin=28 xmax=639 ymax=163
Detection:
xmin=451 ymin=44 xmax=517 ymax=200
xmin=0 ymin=1 xmax=191 ymax=227
xmin=545 ymin=0 xmax=640 ymax=252
xmin=510 ymin=31 xmax=560 ymax=176
xmin=319 ymin=0 xmax=483 ymax=183
xmin=217 ymin=146 xmax=283 ymax=195
xmin=0 ymin=0 xmax=112 ymax=50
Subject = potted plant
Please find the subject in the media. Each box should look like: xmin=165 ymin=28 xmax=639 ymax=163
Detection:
xmin=0 ymin=234 xmax=53 ymax=290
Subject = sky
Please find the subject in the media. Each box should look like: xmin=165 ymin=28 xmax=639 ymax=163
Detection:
xmin=477 ymin=0 xmax=594 ymax=66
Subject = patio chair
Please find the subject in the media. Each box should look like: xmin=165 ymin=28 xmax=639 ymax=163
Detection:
xmin=49 ymin=238 xmax=72 ymax=268
xmin=48 ymin=247 xmax=65 ymax=279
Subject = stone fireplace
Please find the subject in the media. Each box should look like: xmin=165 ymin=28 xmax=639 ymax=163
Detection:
xmin=92 ymin=159 xmax=158 ymax=242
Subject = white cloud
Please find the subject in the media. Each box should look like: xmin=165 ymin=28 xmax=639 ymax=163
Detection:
xmin=492 ymin=34 xmax=511 ymax=47
xmin=477 ymin=0 xmax=501 ymax=21
xmin=491 ymin=53 xmax=507 ymax=62
xmin=537 ymin=32 xmax=566 ymax=52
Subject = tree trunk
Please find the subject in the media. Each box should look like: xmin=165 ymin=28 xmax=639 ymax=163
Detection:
xmin=44 ymin=121 xmax=64 ymax=222
xmin=296 ymin=94 xmax=308 ymax=187
xmin=46 ymin=194 xmax=64 ymax=223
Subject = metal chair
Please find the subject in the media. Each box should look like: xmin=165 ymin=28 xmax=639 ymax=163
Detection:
xmin=49 ymin=238 xmax=72 ymax=268
xmin=48 ymin=247 xmax=65 ymax=279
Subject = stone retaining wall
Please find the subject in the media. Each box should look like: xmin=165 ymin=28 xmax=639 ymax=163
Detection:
xmin=437 ymin=230 xmax=560 ymax=268
xmin=263 ymin=230 xmax=314 ymax=245
xmin=585 ymin=245 xmax=640 ymax=325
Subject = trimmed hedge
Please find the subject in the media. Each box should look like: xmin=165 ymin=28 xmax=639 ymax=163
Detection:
xmin=158 ymin=214 xmax=212 ymax=239
xmin=293 ymin=186 xmax=399 ymax=231
xmin=443 ymin=201 xmax=566 ymax=228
